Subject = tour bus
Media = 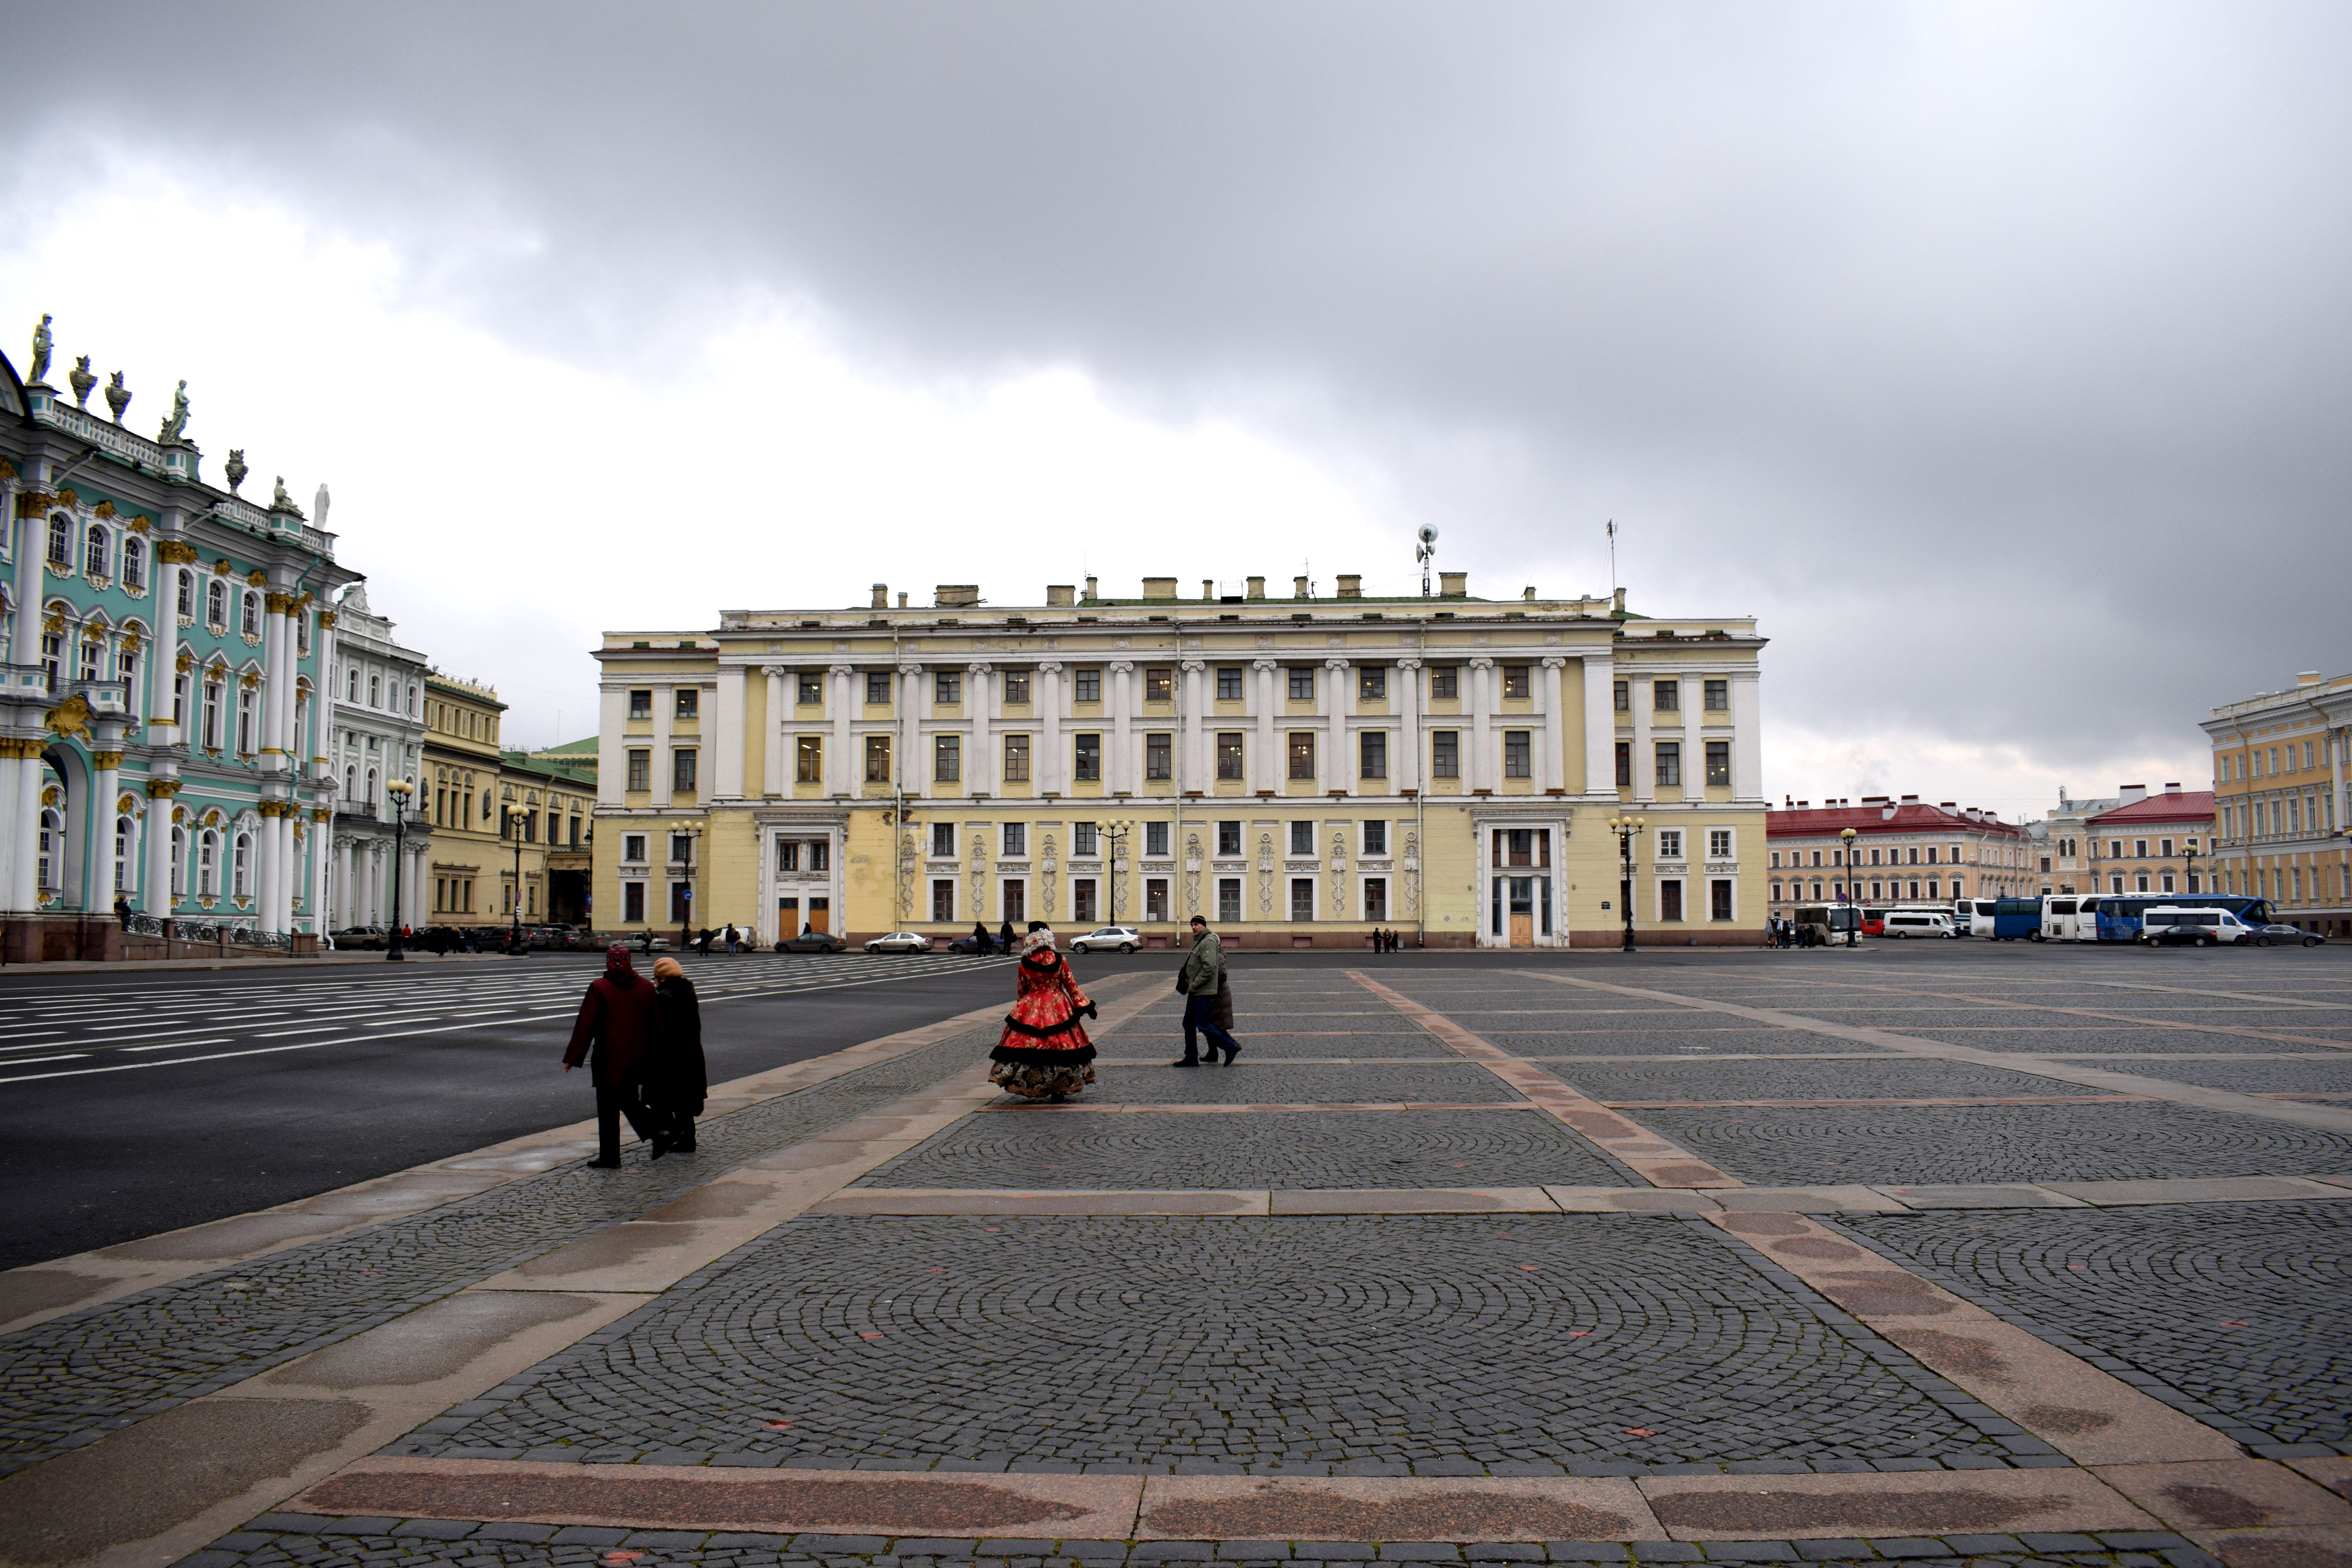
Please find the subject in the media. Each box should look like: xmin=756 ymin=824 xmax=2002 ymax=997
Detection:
xmin=1969 ymin=897 xmax=2045 ymax=940
xmin=2041 ymin=896 xmax=2098 ymax=942
xmin=2089 ymin=894 xmax=2273 ymax=942
xmin=1795 ymin=904 xmax=1862 ymax=943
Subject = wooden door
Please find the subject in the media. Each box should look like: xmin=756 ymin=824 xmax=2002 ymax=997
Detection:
xmin=808 ymin=897 xmax=831 ymax=934
xmin=777 ymin=896 xmax=798 ymax=942
xmin=1510 ymin=913 xmax=1534 ymax=947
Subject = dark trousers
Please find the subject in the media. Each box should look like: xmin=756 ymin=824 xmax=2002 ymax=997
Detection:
xmin=596 ymin=1085 xmax=659 ymax=1162
xmin=1181 ymin=993 xmax=1239 ymax=1062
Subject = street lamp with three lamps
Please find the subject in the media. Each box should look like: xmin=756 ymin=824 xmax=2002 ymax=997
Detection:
xmin=383 ymin=778 xmax=416 ymax=962
xmin=1606 ymin=813 xmax=1646 ymax=952
xmin=1839 ymin=827 xmax=1860 ymax=946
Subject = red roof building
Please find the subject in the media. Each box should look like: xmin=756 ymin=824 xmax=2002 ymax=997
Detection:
xmin=1766 ymin=794 xmax=2033 ymax=909
xmin=2082 ymin=784 xmax=2217 ymax=899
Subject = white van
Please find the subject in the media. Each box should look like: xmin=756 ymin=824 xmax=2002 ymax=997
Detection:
xmin=1882 ymin=910 xmax=1956 ymax=938
xmin=2041 ymin=897 xmax=2095 ymax=942
xmin=2137 ymin=907 xmax=2250 ymax=947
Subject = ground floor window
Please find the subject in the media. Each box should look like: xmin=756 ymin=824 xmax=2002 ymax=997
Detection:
xmin=1710 ymin=878 xmax=1733 ymax=921
xmin=1072 ymin=878 xmax=1097 ymax=923
xmin=670 ymin=880 xmax=692 ymax=923
xmin=2134 ymin=874 xmax=2149 ymax=892
xmin=2162 ymin=872 xmax=2176 ymax=893
xmin=932 ymin=879 xmax=956 ymax=922
xmin=1870 ymin=879 xmax=1883 ymax=900
xmin=1290 ymin=877 xmax=1315 ymax=921
xmin=1220 ymin=878 xmax=1243 ymax=924
xmin=1003 ymin=879 xmax=1026 ymax=924
xmin=1660 ymin=878 xmax=1684 ymax=921
xmin=1907 ymin=879 xmax=1920 ymax=899
xmin=1146 ymin=878 xmax=1170 ymax=922
xmin=1364 ymin=877 xmax=1387 ymax=921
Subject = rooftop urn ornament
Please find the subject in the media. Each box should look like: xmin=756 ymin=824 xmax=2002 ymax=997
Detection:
xmin=69 ymin=355 xmax=96 ymax=408
xmin=159 ymin=380 xmax=191 ymax=445
xmin=224 ymin=449 xmax=248 ymax=494
xmin=27 ymin=313 xmax=52 ymax=385
xmin=103 ymin=371 xmax=131 ymax=425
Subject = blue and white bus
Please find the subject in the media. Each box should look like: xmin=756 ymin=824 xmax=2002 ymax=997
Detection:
xmin=1968 ymin=898 xmax=2046 ymax=940
xmin=2091 ymin=895 xmax=2273 ymax=943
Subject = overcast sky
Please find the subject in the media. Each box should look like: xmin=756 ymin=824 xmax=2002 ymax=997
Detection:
xmin=5 ymin=2 xmax=2346 ymax=816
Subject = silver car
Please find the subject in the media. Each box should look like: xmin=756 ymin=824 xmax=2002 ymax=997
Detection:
xmin=1069 ymin=926 xmax=1143 ymax=955
xmin=863 ymin=931 xmax=934 ymax=954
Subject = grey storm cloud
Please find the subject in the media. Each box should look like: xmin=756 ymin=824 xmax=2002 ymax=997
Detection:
xmin=7 ymin=2 xmax=2347 ymax=776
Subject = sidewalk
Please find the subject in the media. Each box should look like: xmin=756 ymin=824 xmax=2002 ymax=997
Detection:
xmin=0 ymin=948 xmax=523 ymax=976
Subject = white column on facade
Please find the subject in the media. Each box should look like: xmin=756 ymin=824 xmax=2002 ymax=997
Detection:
xmin=1541 ymin=657 xmax=1568 ymax=793
xmin=310 ymin=608 xmax=336 ymax=778
xmin=597 ymin=684 xmax=628 ymax=806
xmin=830 ymin=663 xmax=855 ymax=795
xmin=1036 ymin=661 xmax=1064 ymax=794
xmin=1323 ymin=658 xmax=1351 ymax=795
xmin=1108 ymin=661 xmax=1134 ymax=793
xmin=149 ymin=552 xmax=184 ymax=747
xmin=283 ymin=811 xmax=303 ymax=931
xmin=308 ymin=811 xmax=330 ymax=932
xmin=1395 ymin=659 xmax=1423 ymax=793
xmin=90 ymin=749 xmax=122 ymax=907
xmin=1631 ymin=673 xmax=1654 ymax=804
xmin=407 ymin=840 xmax=426 ymax=930
xmin=1730 ymin=672 xmax=1764 ymax=800
xmin=650 ymin=684 xmax=673 ymax=808
xmin=968 ymin=663 xmax=993 ymax=797
xmin=1468 ymin=657 xmax=1495 ymax=792
xmin=760 ymin=667 xmax=787 ymax=798
xmin=1180 ymin=659 xmax=1207 ymax=790
xmin=715 ymin=665 xmax=747 ymax=800
xmin=1252 ymin=658 xmax=1279 ymax=794
xmin=1583 ymin=657 xmax=1616 ymax=794
xmin=142 ymin=786 xmax=174 ymax=915
xmin=337 ymin=836 xmax=355 ymax=928
xmin=11 ymin=750 xmax=42 ymax=912
xmin=900 ymin=661 xmax=925 ymax=799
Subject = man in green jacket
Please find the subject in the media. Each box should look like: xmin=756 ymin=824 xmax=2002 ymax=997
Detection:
xmin=1174 ymin=914 xmax=1241 ymax=1067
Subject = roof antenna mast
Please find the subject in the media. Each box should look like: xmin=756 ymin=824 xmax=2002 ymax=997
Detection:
xmin=1415 ymin=523 xmax=1439 ymax=597
xmin=1606 ymin=519 xmax=1617 ymax=600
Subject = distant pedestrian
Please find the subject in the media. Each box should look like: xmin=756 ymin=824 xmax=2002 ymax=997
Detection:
xmin=638 ymin=927 xmax=655 ymax=955
xmin=989 ymin=922 xmax=1098 ymax=1102
xmin=648 ymin=956 xmax=708 ymax=1154
xmin=1173 ymin=914 xmax=1240 ymax=1067
xmin=1000 ymin=918 xmax=1017 ymax=954
xmin=115 ymin=893 xmax=132 ymax=931
xmin=697 ymin=927 xmax=715 ymax=956
xmin=973 ymin=920 xmax=992 ymax=955
xmin=723 ymin=923 xmax=740 ymax=955
xmin=564 ymin=945 xmax=664 ymax=1167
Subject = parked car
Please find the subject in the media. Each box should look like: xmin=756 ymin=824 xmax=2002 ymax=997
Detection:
xmin=2138 ymin=907 xmax=2250 ymax=947
xmin=1880 ymin=911 xmax=1956 ymax=939
xmin=864 ymin=931 xmax=933 ymax=954
xmin=2249 ymin=922 xmax=2327 ymax=948
xmin=334 ymin=925 xmax=387 ymax=951
xmin=776 ymin=930 xmax=847 ymax=953
xmin=946 ymin=935 xmax=997 ymax=955
xmin=1069 ymin=925 xmax=1143 ymax=954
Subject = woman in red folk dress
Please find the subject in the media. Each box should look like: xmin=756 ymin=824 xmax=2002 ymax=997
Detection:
xmin=990 ymin=922 xmax=1099 ymax=1102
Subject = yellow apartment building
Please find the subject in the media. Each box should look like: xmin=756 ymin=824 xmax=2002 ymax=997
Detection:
xmin=2203 ymin=670 xmax=2350 ymax=936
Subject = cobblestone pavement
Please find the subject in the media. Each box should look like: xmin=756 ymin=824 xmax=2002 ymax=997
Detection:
xmin=1100 ymin=1035 xmax=1462 ymax=1061
xmin=1016 ymin=1064 xmax=1526 ymax=1105
xmin=1537 ymin=1061 xmax=2107 ymax=1103
xmin=391 ymin=1214 xmax=2030 ymax=1471
xmin=1479 ymin=1031 xmax=1908 ymax=1058
xmin=1841 ymin=1202 xmax=2352 ymax=1449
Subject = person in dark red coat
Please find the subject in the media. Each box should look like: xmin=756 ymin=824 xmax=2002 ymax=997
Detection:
xmin=564 ymin=944 xmax=664 ymax=1166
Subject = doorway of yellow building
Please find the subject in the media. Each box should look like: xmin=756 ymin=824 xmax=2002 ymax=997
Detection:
xmin=808 ymin=898 xmax=830 ymax=935
xmin=777 ymin=897 xmax=797 ymax=944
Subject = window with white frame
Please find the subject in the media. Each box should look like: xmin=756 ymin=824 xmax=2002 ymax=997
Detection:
xmin=85 ymin=523 xmax=108 ymax=579
xmin=1658 ymin=828 xmax=1684 ymax=860
xmin=1708 ymin=828 xmax=1733 ymax=859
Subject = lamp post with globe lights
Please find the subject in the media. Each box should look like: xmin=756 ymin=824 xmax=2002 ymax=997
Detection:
xmin=1606 ymin=813 xmax=1645 ymax=952
xmin=1102 ymin=819 xmax=1133 ymax=925
xmin=383 ymin=778 xmax=415 ymax=962
xmin=1839 ymin=827 xmax=1860 ymax=946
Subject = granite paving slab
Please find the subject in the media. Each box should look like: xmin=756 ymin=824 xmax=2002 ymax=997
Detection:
xmin=1540 ymin=1062 xmax=2105 ymax=1104
xmin=1019 ymin=1065 xmax=1522 ymax=1107
xmin=1478 ymin=1033 xmax=1905 ymax=1058
xmin=1101 ymin=1034 xmax=1467 ymax=1061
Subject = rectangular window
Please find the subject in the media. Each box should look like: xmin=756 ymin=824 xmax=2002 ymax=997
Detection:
xmin=1290 ymin=820 xmax=1315 ymax=855
xmin=626 ymin=749 xmax=650 ymax=792
xmin=670 ymin=881 xmax=692 ymax=923
xmin=1072 ymin=878 xmax=1097 ymax=922
xmin=1004 ymin=670 xmax=1030 ymax=704
xmin=1146 ymin=821 xmax=1170 ymax=856
xmin=932 ymin=880 xmax=956 ymax=922
xmin=675 ymin=688 xmax=698 ymax=719
xmin=1502 ymin=730 xmax=1530 ymax=777
xmin=1705 ymin=739 xmax=1730 ymax=786
xmin=1003 ymin=822 xmax=1027 ymax=857
xmin=1360 ymin=730 xmax=1388 ymax=779
xmin=1502 ymin=665 xmax=1529 ymax=700
xmin=671 ymin=833 xmax=695 ymax=865
xmin=1216 ymin=732 xmax=1244 ymax=779
xmin=1146 ymin=877 xmax=1170 ymax=920
xmin=1615 ymin=740 xmax=1631 ymax=787
xmin=1613 ymin=679 xmax=1630 ymax=711
xmin=866 ymin=672 xmax=891 ymax=705
xmin=1655 ymin=741 xmax=1681 ymax=786
xmin=1359 ymin=668 xmax=1386 ymax=701
xmin=1217 ymin=666 xmax=1243 ymax=701
xmin=628 ymin=689 xmax=652 ymax=719
xmin=1219 ymin=878 xmax=1242 ymax=923
xmin=796 ymin=735 xmax=822 ymax=782
xmin=1431 ymin=666 xmax=1458 ymax=700
xmin=1704 ymin=679 xmax=1729 ymax=711
xmin=1288 ymin=667 xmax=1315 ymax=701
xmin=623 ymin=833 xmax=647 ymax=863
xmin=1654 ymin=679 xmax=1680 ymax=711
xmin=1288 ymin=732 xmax=1316 ymax=779
xmin=2160 ymin=838 xmax=2174 ymax=857
xmin=1004 ymin=733 xmax=1031 ymax=782
xmin=1363 ymin=820 xmax=1388 ymax=855
xmin=1074 ymin=669 xmax=1100 ymax=703
xmin=864 ymin=733 xmax=891 ymax=782
xmin=1710 ymin=878 xmax=1733 ymax=920
xmin=1220 ymin=820 xmax=1244 ymax=856
xmin=1074 ymin=733 xmax=1102 ymax=781
xmin=1659 ymin=879 xmax=1684 ymax=921
xmin=623 ymin=881 xmax=645 ymax=923
xmin=1002 ymin=880 xmax=1026 ymax=924
xmin=1074 ymin=822 xmax=1098 ymax=856
xmin=1136 ymin=732 xmax=1167 ymax=780
xmin=1364 ymin=877 xmax=1388 ymax=920
xmin=1291 ymin=877 xmax=1316 ymax=921
xmin=779 ymin=840 xmax=800 ymax=873
xmin=807 ymin=839 xmax=829 ymax=872
xmin=931 ymin=822 xmax=956 ymax=857
xmin=798 ymin=673 xmax=823 ymax=705
xmin=1432 ymin=731 xmax=1460 ymax=778
xmin=935 ymin=734 xmax=961 ymax=782
xmin=935 ymin=672 xmax=961 ymax=705
xmin=1709 ymin=828 xmax=1733 ymax=859
xmin=1659 ymin=829 xmax=1684 ymax=860
xmin=1145 ymin=667 xmax=1173 ymax=702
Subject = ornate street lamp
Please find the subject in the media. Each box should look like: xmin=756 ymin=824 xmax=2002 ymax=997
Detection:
xmin=2182 ymin=842 xmax=2198 ymax=897
xmin=1103 ymin=818 xmax=1132 ymax=925
xmin=384 ymin=778 xmax=414 ymax=962
xmin=1606 ymin=813 xmax=1645 ymax=952
xmin=504 ymin=805 xmax=527 ymax=955
xmin=1839 ymin=827 xmax=1860 ymax=946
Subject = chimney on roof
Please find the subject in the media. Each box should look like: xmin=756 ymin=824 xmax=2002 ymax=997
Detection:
xmin=1337 ymin=574 xmax=1363 ymax=598
xmin=1143 ymin=577 xmax=1177 ymax=601
xmin=2297 ymin=671 xmax=2323 ymax=686
xmin=897 ymin=592 xmax=908 ymax=608
xmin=1940 ymin=801 xmax=1956 ymax=809
xmin=1294 ymin=575 xmax=1310 ymax=599
xmin=2163 ymin=781 xmax=2182 ymax=794
xmin=2118 ymin=784 xmax=2147 ymax=805
xmin=1900 ymin=794 xmax=1919 ymax=805
xmin=1247 ymin=575 xmax=1265 ymax=599
xmin=935 ymin=584 xmax=980 ymax=608
xmin=1440 ymin=570 xmax=1468 ymax=597
xmin=1046 ymin=584 xmax=1074 ymax=607
xmin=1083 ymin=575 xmax=1098 ymax=602
xmin=1203 ymin=579 xmax=1216 ymax=601
xmin=1524 ymin=586 xmax=1537 ymax=602
xmin=870 ymin=583 xmax=889 ymax=610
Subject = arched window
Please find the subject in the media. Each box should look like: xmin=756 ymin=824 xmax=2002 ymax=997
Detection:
xmin=115 ymin=816 xmax=134 ymax=891
xmin=85 ymin=524 xmax=109 ymax=580
xmin=198 ymin=831 xmax=219 ymax=896
xmin=40 ymin=629 xmax=62 ymax=687
xmin=233 ymin=833 xmax=252 ymax=899
xmin=346 ymin=667 xmax=358 ymax=701
xmin=177 ymin=568 xmax=194 ymax=619
xmin=240 ymin=591 xmax=260 ymax=639
xmin=78 ymin=629 xmax=101 ymax=682
xmin=171 ymin=826 xmax=187 ymax=897
xmin=366 ymin=766 xmax=378 ymax=807
xmin=407 ymin=684 xmax=418 ymax=715
xmin=368 ymin=674 xmax=380 ymax=707
xmin=37 ymin=808 xmax=61 ymax=891
xmin=201 ymin=675 xmax=223 ymax=750
xmin=122 ymin=536 xmax=145 ymax=591
xmin=47 ymin=515 xmax=70 ymax=567
xmin=207 ymin=579 xmax=227 ymax=629
xmin=345 ymin=764 xmax=358 ymax=802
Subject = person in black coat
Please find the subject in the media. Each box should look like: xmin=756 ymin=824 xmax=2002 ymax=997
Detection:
xmin=999 ymin=918 xmax=1017 ymax=954
xmin=647 ymin=956 xmax=708 ymax=1154
xmin=973 ymin=920 xmax=993 ymax=954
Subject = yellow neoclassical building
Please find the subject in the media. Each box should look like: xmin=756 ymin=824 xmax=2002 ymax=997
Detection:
xmin=589 ymin=573 xmax=1769 ymax=948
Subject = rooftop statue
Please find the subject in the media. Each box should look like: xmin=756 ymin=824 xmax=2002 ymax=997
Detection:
xmin=27 ymin=313 xmax=52 ymax=385
xmin=314 ymin=482 xmax=331 ymax=526
xmin=272 ymin=475 xmax=292 ymax=509
xmin=159 ymin=380 xmax=191 ymax=445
